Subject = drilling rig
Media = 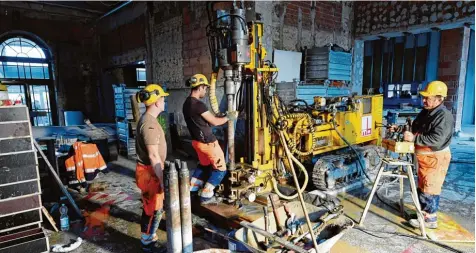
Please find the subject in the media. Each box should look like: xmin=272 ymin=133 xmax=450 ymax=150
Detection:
xmin=205 ymin=2 xmax=384 ymax=204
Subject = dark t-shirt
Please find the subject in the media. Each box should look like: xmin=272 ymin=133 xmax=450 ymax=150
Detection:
xmin=182 ymin=97 xmax=216 ymax=143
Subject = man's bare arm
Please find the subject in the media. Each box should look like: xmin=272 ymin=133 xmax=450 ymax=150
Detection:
xmin=146 ymin=144 xmax=164 ymax=191
xmin=201 ymin=111 xmax=228 ymax=126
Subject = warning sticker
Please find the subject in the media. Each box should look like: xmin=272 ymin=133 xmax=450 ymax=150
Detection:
xmin=361 ymin=115 xmax=372 ymax=137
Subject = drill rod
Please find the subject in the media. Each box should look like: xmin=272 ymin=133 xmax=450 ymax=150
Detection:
xmin=279 ymin=132 xmax=320 ymax=253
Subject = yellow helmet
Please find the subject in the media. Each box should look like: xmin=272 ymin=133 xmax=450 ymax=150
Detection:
xmin=136 ymin=84 xmax=169 ymax=106
xmin=187 ymin=74 xmax=209 ymax=88
xmin=420 ymin=81 xmax=448 ymax=97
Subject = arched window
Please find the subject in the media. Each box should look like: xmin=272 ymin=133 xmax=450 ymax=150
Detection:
xmin=0 ymin=35 xmax=56 ymax=126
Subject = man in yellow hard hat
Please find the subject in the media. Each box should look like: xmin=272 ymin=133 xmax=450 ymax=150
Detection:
xmin=402 ymin=80 xmax=454 ymax=229
xmin=182 ymin=74 xmax=237 ymax=205
xmin=135 ymin=84 xmax=169 ymax=252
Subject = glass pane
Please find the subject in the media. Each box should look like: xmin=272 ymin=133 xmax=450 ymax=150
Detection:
xmin=0 ymin=37 xmax=46 ymax=59
xmin=29 ymin=85 xmax=52 ymax=126
xmin=136 ymin=68 xmax=146 ymax=81
xmin=6 ymin=85 xmax=26 ymax=104
xmin=31 ymin=65 xmax=45 ymax=79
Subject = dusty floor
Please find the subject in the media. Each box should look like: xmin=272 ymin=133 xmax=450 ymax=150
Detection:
xmin=46 ymin=136 xmax=475 ymax=253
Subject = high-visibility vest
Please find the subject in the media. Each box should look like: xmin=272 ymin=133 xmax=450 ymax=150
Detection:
xmin=65 ymin=142 xmax=107 ymax=185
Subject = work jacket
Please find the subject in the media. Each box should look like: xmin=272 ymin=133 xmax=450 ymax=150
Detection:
xmin=65 ymin=142 xmax=107 ymax=185
xmin=411 ymin=103 xmax=454 ymax=152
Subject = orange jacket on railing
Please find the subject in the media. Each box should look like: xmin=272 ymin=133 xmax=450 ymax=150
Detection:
xmin=65 ymin=142 xmax=107 ymax=185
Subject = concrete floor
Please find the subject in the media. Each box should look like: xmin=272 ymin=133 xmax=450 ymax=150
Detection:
xmin=47 ymin=135 xmax=475 ymax=253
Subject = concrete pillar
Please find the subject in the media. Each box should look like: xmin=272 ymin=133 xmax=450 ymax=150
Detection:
xmin=455 ymin=26 xmax=471 ymax=132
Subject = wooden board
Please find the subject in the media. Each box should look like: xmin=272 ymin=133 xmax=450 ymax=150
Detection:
xmin=0 ymin=107 xmax=28 ymax=122
xmin=0 ymin=123 xmax=30 ymax=139
xmin=382 ymin=139 xmax=415 ymax=153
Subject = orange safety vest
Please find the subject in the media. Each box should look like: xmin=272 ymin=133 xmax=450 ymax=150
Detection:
xmin=65 ymin=142 xmax=107 ymax=185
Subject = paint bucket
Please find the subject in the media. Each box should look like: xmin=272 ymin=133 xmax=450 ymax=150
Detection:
xmin=227 ymin=230 xmax=251 ymax=252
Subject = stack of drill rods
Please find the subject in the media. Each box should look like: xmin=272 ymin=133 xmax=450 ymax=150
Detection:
xmin=164 ymin=160 xmax=193 ymax=253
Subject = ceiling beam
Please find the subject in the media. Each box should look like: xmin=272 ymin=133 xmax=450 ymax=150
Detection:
xmin=0 ymin=1 xmax=100 ymax=19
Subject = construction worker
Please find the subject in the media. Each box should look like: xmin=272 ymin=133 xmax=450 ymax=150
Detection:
xmin=135 ymin=84 xmax=169 ymax=252
xmin=403 ymin=81 xmax=454 ymax=229
xmin=182 ymin=73 xmax=237 ymax=205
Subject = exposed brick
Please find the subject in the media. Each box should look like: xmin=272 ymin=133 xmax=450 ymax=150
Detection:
xmin=184 ymin=66 xmax=193 ymax=76
xmin=189 ymin=57 xmax=199 ymax=67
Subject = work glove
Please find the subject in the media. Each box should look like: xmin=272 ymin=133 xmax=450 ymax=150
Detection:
xmin=226 ymin=111 xmax=239 ymax=121
xmin=387 ymin=124 xmax=398 ymax=133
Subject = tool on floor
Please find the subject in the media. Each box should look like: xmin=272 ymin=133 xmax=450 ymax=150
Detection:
xmin=165 ymin=162 xmax=183 ymax=253
xmin=263 ymin=206 xmax=269 ymax=245
xmin=240 ymin=221 xmax=308 ymax=253
xmin=34 ymin=140 xmax=83 ymax=218
xmin=269 ymin=195 xmax=286 ymax=237
xmin=42 ymin=206 xmax=59 ymax=232
xmin=359 ymin=157 xmax=427 ymax=238
xmin=279 ymin=132 xmax=320 ymax=252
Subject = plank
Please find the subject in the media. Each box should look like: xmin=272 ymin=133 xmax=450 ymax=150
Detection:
xmin=0 ymin=123 xmax=30 ymax=139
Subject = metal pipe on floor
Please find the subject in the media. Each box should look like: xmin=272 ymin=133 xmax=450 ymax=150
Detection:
xmin=179 ymin=160 xmax=193 ymax=253
xmin=165 ymin=162 xmax=182 ymax=253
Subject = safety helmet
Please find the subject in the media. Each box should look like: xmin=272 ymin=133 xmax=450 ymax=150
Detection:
xmin=420 ymin=81 xmax=448 ymax=98
xmin=187 ymin=74 xmax=209 ymax=88
xmin=136 ymin=84 xmax=169 ymax=106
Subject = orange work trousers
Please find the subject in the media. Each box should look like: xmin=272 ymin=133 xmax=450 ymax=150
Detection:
xmin=192 ymin=140 xmax=226 ymax=171
xmin=416 ymin=147 xmax=451 ymax=195
xmin=135 ymin=163 xmax=164 ymax=216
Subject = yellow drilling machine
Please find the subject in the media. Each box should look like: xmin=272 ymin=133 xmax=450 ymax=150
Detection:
xmin=205 ymin=2 xmax=384 ymax=206
xmin=197 ymin=2 xmax=385 ymax=251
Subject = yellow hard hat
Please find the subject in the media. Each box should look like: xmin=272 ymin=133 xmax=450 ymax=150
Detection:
xmin=420 ymin=81 xmax=448 ymax=97
xmin=136 ymin=84 xmax=169 ymax=106
xmin=188 ymin=74 xmax=209 ymax=88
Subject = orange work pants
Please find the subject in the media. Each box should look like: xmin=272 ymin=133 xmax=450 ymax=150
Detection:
xmin=416 ymin=148 xmax=451 ymax=195
xmin=192 ymin=140 xmax=226 ymax=171
xmin=135 ymin=163 xmax=164 ymax=216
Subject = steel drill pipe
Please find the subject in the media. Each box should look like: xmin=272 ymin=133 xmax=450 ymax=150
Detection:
xmin=165 ymin=162 xmax=182 ymax=253
xmin=179 ymin=160 xmax=193 ymax=253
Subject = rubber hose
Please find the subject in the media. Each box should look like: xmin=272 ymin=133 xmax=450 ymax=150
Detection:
xmin=208 ymin=72 xmax=222 ymax=115
xmin=271 ymin=150 xmax=309 ymax=200
xmin=332 ymin=121 xmax=373 ymax=183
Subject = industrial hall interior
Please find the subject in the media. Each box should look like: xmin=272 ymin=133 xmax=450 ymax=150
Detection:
xmin=0 ymin=1 xmax=475 ymax=253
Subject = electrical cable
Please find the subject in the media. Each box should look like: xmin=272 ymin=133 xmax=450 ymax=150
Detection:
xmin=354 ymin=227 xmax=465 ymax=253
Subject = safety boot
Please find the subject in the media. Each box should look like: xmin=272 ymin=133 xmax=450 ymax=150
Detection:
xmin=408 ymin=213 xmax=438 ymax=229
xmin=142 ymin=243 xmax=167 ymax=253
xmin=200 ymin=196 xmax=220 ymax=206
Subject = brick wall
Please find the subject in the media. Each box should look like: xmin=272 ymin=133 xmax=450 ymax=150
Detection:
xmin=284 ymin=1 xmax=342 ymax=31
xmin=260 ymin=1 xmax=353 ymax=54
xmin=182 ymin=4 xmax=212 ymax=80
xmin=438 ymin=28 xmax=463 ymax=121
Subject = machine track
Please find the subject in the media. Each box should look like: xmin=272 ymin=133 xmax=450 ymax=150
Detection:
xmin=311 ymin=145 xmax=384 ymax=190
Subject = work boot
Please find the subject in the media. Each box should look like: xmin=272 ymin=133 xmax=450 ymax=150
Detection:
xmin=408 ymin=213 xmax=438 ymax=229
xmin=200 ymin=196 xmax=220 ymax=206
xmin=142 ymin=243 xmax=167 ymax=253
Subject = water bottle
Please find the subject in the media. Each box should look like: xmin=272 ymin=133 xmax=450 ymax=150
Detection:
xmin=59 ymin=204 xmax=70 ymax=231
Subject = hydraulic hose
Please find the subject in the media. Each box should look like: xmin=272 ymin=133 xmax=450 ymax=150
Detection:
xmin=332 ymin=120 xmax=373 ymax=183
xmin=208 ymin=72 xmax=222 ymax=115
xmin=271 ymin=140 xmax=309 ymax=200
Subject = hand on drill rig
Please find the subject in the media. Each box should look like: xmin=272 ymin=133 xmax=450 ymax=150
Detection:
xmin=226 ymin=111 xmax=239 ymax=121
xmin=403 ymin=131 xmax=415 ymax=142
